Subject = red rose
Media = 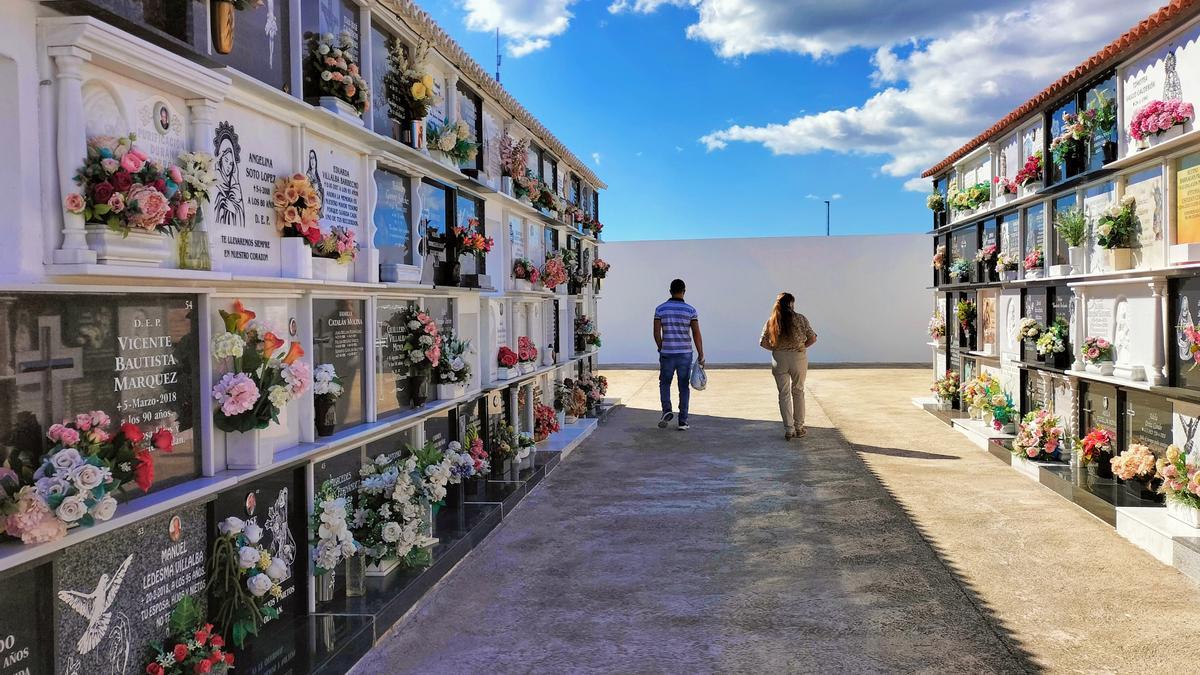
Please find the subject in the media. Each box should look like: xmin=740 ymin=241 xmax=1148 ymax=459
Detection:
xmin=153 ymin=178 xmax=167 ymax=194
xmin=146 ymin=664 xmax=165 ymax=675
xmin=194 ymin=658 xmax=213 ymax=674
xmin=152 ymin=429 xmax=173 ymax=452
xmin=211 ymin=650 xmax=224 ymax=663
xmin=111 ymin=171 xmax=133 ymax=191
xmin=304 ymin=227 xmax=322 ymax=245
xmin=134 ymin=449 xmax=154 ymax=492
xmin=173 ymin=643 xmax=189 ymax=662
xmin=224 ymin=654 xmax=235 ymax=665
xmin=93 ymin=181 xmax=115 ymax=204
xmin=121 ymin=422 xmax=144 ymax=444
xmin=210 ymin=634 xmax=225 ymax=649
xmin=195 ymin=629 xmax=208 ymax=645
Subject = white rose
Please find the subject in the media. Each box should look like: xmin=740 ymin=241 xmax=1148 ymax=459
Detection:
xmin=50 ymin=449 xmax=84 ymax=472
xmin=318 ymin=43 xmax=330 ymax=55
xmin=447 ymin=441 xmax=462 ymax=452
xmin=381 ymin=521 xmax=402 ymax=542
xmin=243 ymin=521 xmax=264 ymax=544
xmin=321 ymin=70 xmax=333 ymax=82
xmin=420 ymin=335 xmax=432 ymax=345
xmin=438 ymin=134 xmax=456 ymax=152
xmin=410 ymin=351 xmax=425 ymax=363
xmin=247 ymin=572 xmax=273 ymax=597
xmin=238 ymin=545 xmax=261 ymax=569
xmin=408 ymin=320 xmax=421 ymax=329
xmin=92 ymin=495 xmax=118 ymax=521
xmin=265 ymin=558 xmax=289 ymax=582
xmin=451 ymin=357 xmax=465 ymax=371
xmin=71 ymin=464 xmax=108 ymax=491
xmin=219 ymin=516 xmax=245 ymax=535
xmin=56 ymin=495 xmax=87 ymax=523
xmin=341 ymin=540 xmax=357 ymax=557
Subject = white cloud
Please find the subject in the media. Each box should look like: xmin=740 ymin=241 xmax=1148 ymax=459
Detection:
xmin=635 ymin=151 xmax=644 ymax=157
xmin=830 ymin=193 xmax=842 ymax=200
xmin=674 ymin=145 xmax=684 ymax=152
xmin=592 ymin=152 xmax=602 ymax=165
xmin=697 ymin=0 xmax=1161 ymax=188
xmin=462 ymin=0 xmax=577 ymax=57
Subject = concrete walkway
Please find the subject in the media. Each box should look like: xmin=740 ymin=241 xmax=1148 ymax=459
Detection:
xmin=354 ymin=368 xmax=1200 ymax=674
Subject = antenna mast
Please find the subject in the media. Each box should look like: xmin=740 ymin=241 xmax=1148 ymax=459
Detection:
xmin=495 ymin=29 xmax=502 ymax=83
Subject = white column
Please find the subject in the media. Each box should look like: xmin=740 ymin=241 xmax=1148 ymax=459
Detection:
xmin=409 ymin=171 xmax=426 ymax=271
xmin=1071 ymin=286 xmax=1087 ymax=372
xmin=1150 ymin=279 xmax=1168 ymax=385
xmin=363 ymin=154 xmax=380 ymax=282
xmin=358 ymin=4 xmax=375 ymax=132
xmin=447 ymin=75 xmax=460 ymax=125
xmin=49 ymin=48 xmax=96 ymax=264
xmin=185 ymin=98 xmax=219 ymax=239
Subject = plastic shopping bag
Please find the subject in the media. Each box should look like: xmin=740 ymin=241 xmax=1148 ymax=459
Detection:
xmin=690 ymin=362 xmax=707 ymax=391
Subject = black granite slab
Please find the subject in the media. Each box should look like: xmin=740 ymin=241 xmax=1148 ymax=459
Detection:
xmin=536 ymin=450 xmax=561 ymax=474
xmin=466 ymin=480 xmax=526 ymax=516
xmin=1038 ymin=464 xmax=1163 ymax=526
xmin=231 ymin=612 xmax=373 ymax=675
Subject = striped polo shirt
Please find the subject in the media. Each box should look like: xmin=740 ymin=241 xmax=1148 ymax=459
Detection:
xmin=655 ymin=298 xmax=698 ymax=354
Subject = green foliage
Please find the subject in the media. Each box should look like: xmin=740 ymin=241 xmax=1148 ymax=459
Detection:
xmin=1054 ymin=205 xmax=1089 ymax=247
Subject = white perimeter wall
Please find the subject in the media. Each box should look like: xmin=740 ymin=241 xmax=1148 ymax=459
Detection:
xmin=598 ymin=234 xmax=930 ymax=365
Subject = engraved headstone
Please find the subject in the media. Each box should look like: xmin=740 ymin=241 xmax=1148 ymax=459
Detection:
xmin=0 ymin=564 xmax=51 ymax=675
xmin=1082 ymin=382 xmax=1119 ymax=432
xmin=1171 ymin=276 xmax=1200 ymax=390
xmin=424 ymin=410 xmax=452 ymax=454
xmin=1127 ymin=391 xmax=1173 ymax=453
xmin=313 ymin=298 xmax=366 ymax=428
xmin=312 ymin=446 xmax=364 ymax=498
xmin=374 ymin=168 xmax=412 ymax=266
xmin=375 ymin=300 xmax=418 ymax=417
xmin=364 ymin=427 xmax=417 ymax=465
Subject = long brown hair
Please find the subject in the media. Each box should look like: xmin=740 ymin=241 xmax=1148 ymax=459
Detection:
xmin=766 ymin=292 xmax=796 ymax=346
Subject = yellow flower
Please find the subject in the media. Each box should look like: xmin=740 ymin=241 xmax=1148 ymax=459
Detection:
xmin=411 ymin=82 xmax=427 ymax=100
xmin=258 ymin=550 xmax=271 ymax=570
xmin=1168 ymin=444 xmax=1181 ymax=463
xmin=270 ymin=584 xmax=283 ymax=599
xmin=422 ymin=74 xmax=434 ymax=90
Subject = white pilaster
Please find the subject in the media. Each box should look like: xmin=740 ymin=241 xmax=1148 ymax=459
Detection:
xmin=1072 ymin=286 xmax=1087 ymax=372
xmin=49 ymin=48 xmax=96 ymax=264
xmin=363 ymin=154 xmax=381 ymax=283
xmin=186 ymin=98 xmax=219 ymax=237
xmin=447 ymin=74 xmax=460 ymax=125
xmin=1150 ymin=279 xmax=1168 ymax=385
xmin=409 ymin=171 xmax=426 ymax=272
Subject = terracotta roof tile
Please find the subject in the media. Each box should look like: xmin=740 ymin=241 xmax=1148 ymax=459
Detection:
xmin=921 ymin=0 xmax=1200 ymax=178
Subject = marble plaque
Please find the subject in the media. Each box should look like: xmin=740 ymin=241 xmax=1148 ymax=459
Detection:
xmin=1122 ymin=22 xmax=1200 ymax=143
xmin=1127 ymin=391 xmax=1173 ymax=453
xmin=0 ymin=565 xmax=51 ymax=675
xmin=1172 ymin=276 xmax=1200 ymax=390
xmin=375 ymin=300 xmax=418 ymax=417
xmin=1084 ymin=181 xmax=1116 ymax=263
xmin=484 ymin=389 xmax=506 ymax=456
xmin=980 ymin=295 xmax=997 ymax=353
xmin=1024 ymin=290 xmax=1047 ymax=324
xmin=0 ymin=292 xmax=200 ymax=495
xmin=1126 ymin=167 xmax=1165 ymax=268
xmin=210 ymin=112 xmax=289 ymax=276
xmin=374 ymin=168 xmax=412 ymax=266
xmin=312 ymin=446 xmax=364 ymax=498
xmin=509 ymin=215 xmax=525 ymax=261
xmin=517 ymin=384 xmax=532 ymax=434
xmin=364 ymin=427 xmax=417 ymax=465
xmin=54 ymin=504 xmax=206 ymax=674
xmin=210 ymin=0 xmax=289 ymax=89
xmin=455 ymin=399 xmax=483 ymax=442
xmin=305 ymin=135 xmax=362 ymax=235
xmin=1174 ymin=400 xmax=1200 ymax=457
xmin=313 ymin=299 xmax=366 ymax=428
xmin=212 ymin=466 xmax=305 ymax=622
xmin=1087 ymin=297 xmax=1114 ymax=341
xmin=135 ymin=98 xmax=187 ymax=167
xmin=424 ymin=410 xmax=452 ymax=454
xmin=1082 ymin=382 xmax=1119 ymax=432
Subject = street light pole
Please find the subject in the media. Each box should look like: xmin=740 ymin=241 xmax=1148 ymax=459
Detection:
xmin=824 ymin=200 xmax=830 ymax=236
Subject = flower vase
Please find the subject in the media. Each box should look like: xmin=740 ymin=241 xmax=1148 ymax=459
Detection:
xmin=496 ymin=367 xmax=516 ymax=381
xmin=435 ymin=260 xmax=461 ymax=287
xmin=1022 ymin=180 xmax=1042 ymax=195
xmin=315 ymin=571 xmax=336 ymax=603
xmin=176 ymin=227 xmax=212 ymax=271
xmin=444 ymin=482 xmax=464 ymax=509
xmin=365 ymin=557 xmax=401 ymax=577
xmin=1167 ymin=500 xmax=1200 ymax=528
xmin=1067 ymin=246 xmax=1087 ymax=275
xmin=345 ymin=556 xmax=366 ymax=596
xmin=1000 ymin=270 xmax=1017 ymax=282
xmin=500 ymin=176 xmax=513 ymax=196
xmin=409 ymin=374 xmax=428 ymax=407
xmin=211 ymin=0 xmax=235 ymax=54
xmin=436 ymin=382 xmax=467 ymax=400
xmin=318 ymin=96 xmax=364 ymax=126
xmin=395 ymin=119 xmax=424 ymax=149
xmin=513 ymin=278 xmax=532 ymax=291
xmin=85 ymin=225 xmax=170 ymax=267
xmin=225 ymin=429 xmax=272 ymax=470
xmin=313 ymin=256 xmax=353 ymax=282
xmin=1085 ymin=361 xmax=1115 ymax=376
xmin=998 ymin=422 xmax=1016 ymax=434
xmin=557 ymin=410 xmax=566 ymax=428
xmin=565 ymin=414 xmax=578 ymax=424
xmin=1151 ymin=124 xmax=1186 ymax=148
xmin=1124 ymin=476 xmax=1163 ymax=502
xmin=281 ymin=236 xmax=313 ymax=279
xmin=1024 ymin=268 xmax=1042 ymax=280
xmin=1104 ymin=248 xmax=1132 ymax=272
xmin=315 ymin=395 xmax=336 ymax=437
xmin=1102 ymin=140 xmax=1118 ymax=164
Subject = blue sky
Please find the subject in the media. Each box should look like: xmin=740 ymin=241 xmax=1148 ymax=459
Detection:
xmin=421 ymin=0 xmax=1164 ymax=242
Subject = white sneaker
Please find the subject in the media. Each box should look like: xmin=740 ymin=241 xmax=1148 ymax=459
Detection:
xmin=658 ymin=412 xmax=674 ymax=428
xmin=678 ymin=423 xmax=690 ymax=431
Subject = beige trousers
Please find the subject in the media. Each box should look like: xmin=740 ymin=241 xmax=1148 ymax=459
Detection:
xmin=771 ymin=350 xmax=808 ymax=432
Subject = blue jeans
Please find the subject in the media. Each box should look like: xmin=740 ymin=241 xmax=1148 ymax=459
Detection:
xmin=659 ymin=352 xmax=692 ymax=424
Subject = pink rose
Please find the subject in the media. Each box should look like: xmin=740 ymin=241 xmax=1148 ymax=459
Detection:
xmin=74 ymin=414 xmax=93 ymax=431
xmin=169 ymin=165 xmax=183 ymax=185
xmin=90 ymin=410 xmax=110 ymax=427
xmin=175 ymin=201 xmax=192 ymax=222
xmin=120 ymin=152 xmax=145 ymax=173
xmin=126 ymin=184 xmax=170 ymax=230
xmin=107 ymin=193 xmax=125 ymax=213
xmin=47 ymin=423 xmax=66 ymax=442
xmin=101 ymin=158 xmax=120 ymax=174
xmin=64 ymin=193 xmax=85 ymax=214
xmin=58 ymin=427 xmax=80 ymax=447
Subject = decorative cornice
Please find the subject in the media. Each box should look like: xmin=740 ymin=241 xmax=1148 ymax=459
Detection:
xmin=377 ymin=0 xmax=606 ymax=190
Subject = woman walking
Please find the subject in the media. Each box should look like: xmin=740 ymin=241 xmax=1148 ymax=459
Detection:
xmin=760 ymin=292 xmax=818 ymax=440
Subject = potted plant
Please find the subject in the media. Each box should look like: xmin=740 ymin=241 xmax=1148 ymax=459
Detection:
xmin=271 ymin=173 xmax=323 ymax=279
xmin=312 ymin=225 xmax=358 ymax=282
xmin=1077 ymin=427 xmax=1116 ymax=479
xmin=1130 ymin=99 xmax=1194 ymax=150
xmin=928 ymin=310 xmax=946 ymax=344
xmin=1157 ymin=444 xmax=1200 ymax=527
xmin=1036 ymin=318 xmax=1069 ymax=369
xmin=1096 ymin=195 xmax=1136 ymax=271
xmin=1080 ymin=336 xmax=1114 ymax=375
xmin=1022 ymin=246 xmax=1044 ymax=279
xmin=995 ymin=251 xmax=1020 ymax=281
xmin=496 ymin=346 xmax=519 ymax=380
xmin=210 ymin=0 xmax=261 ymax=54
xmin=989 ymin=392 xmax=1018 ymax=434
xmin=305 ymin=32 xmax=370 ymax=124
xmin=1112 ymin=444 xmax=1162 ymax=501
xmin=383 ymin=38 xmax=438 ymax=148
xmin=435 ymin=333 xmax=471 ymax=399
xmin=1054 ymin=205 xmax=1088 ymax=276
xmin=929 ymin=370 xmax=959 ymax=411
xmin=512 ymin=257 xmax=539 ymax=291
xmin=1014 ymin=151 xmax=1043 ymax=193
xmin=313 ymin=364 xmax=343 ymax=437
xmin=1012 ymin=409 xmax=1064 ymax=462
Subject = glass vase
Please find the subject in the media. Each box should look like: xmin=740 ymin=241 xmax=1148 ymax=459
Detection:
xmin=177 ymin=227 xmax=212 ymax=271
xmin=345 ymin=556 xmax=366 ymax=597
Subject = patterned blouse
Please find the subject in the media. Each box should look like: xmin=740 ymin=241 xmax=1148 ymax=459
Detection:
xmin=760 ymin=312 xmax=817 ymax=352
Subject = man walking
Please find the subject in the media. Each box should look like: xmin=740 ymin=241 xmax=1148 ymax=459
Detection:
xmin=653 ymin=279 xmax=705 ymax=430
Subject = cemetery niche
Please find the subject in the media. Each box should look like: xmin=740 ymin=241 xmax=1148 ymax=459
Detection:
xmin=312 ymin=298 xmax=367 ymax=434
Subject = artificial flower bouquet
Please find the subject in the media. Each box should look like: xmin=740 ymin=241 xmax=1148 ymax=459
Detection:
xmin=516 ymin=431 xmax=536 ymax=463
xmin=1014 ymin=152 xmax=1043 ymax=187
xmin=955 ymin=299 xmax=976 ymax=336
xmin=540 ymin=254 xmax=569 ymax=289
xmin=993 ymin=176 xmax=1018 ymax=196
xmin=310 ymin=480 xmax=359 ymax=577
xmin=931 ymin=245 xmax=946 ymax=270
xmin=592 ymin=258 xmax=610 ymax=280
xmin=499 ymin=133 xmax=529 ymax=179
xmin=928 ymin=310 xmax=946 ymax=341
xmin=926 ymin=191 xmax=945 ymax=213
xmin=1035 ymin=318 xmax=1068 ymax=358
xmin=306 ymin=31 xmax=370 ymax=116
xmin=313 ymin=363 xmax=344 ymax=436
xmin=575 ymin=315 xmax=601 ymax=349
xmin=1183 ymin=323 xmax=1200 ymax=371
xmin=169 ymin=151 xmax=218 ymax=231
xmin=586 ymin=218 xmax=604 ymax=239
xmin=272 ymin=173 xmax=323 ymax=247
xmin=390 ymin=305 xmax=443 ymax=376
xmin=513 ymin=257 xmax=541 ymax=286
xmin=1112 ymin=444 xmax=1160 ymax=499
xmin=383 ymin=37 xmax=437 ymax=121
xmin=974 ymin=244 xmax=998 ymax=267
xmin=534 ymin=403 xmax=560 ymax=442
xmin=497 ymin=346 xmax=519 ymax=379
xmin=1050 ymin=110 xmax=1089 ymax=167
xmin=410 ymin=441 xmax=454 ymax=505
xmin=143 ymin=597 xmax=234 ymax=675
xmin=211 ymin=299 xmax=311 ymax=433
xmin=533 ymin=181 xmax=560 ymax=213
xmin=426 ymin=120 xmax=479 ymax=165
xmin=1023 ymin=246 xmax=1044 ymax=273
xmin=1157 ymin=444 xmax=1200 ymax=514
xmin=67 ymin=134 xmax=181 ymax=237
xmin=1015 ymin=317 xmax=1043 ymax=343
xmin=1096 ymin=195 xmax=1136 ymax=249
xmin=513 ymin=169 xmax=542 ymax=203
xmin=930 ymin=370 xmax=959 ymax=406
xmin=1012 ymin=409 xmax=1064 ymax=461
xmin=961 ymin=373 xmax=998 ymax=415
xmin=1080 ymin=336 xmax=1113 ymax=366
xmin=314 ymin=225 xmax=358 ymax=265
xmin=207 ymin=516 xmax=286 ymax=647
xmin=448 ymin=217 xmax=493 ymax=259
xmin=948 ymin=258 xmax=971 ymax=281
xmin=488 ymin=424 xmax=521 ymax=468
xmin=1 ymin=412 xmax=170 ymax=543
xmin=354 ymin=454 xmax=437 ymax=570
xmin=1077 ymin=427 xmax=1116 ymax=471
xmin=1129 ymin=99 xmax=1194 ymax=143
xmin=990 ymin=392 xmax=1018 ymax=432
xmin=462 ymin=426 xmax=490 ymax=476
xmin=517 ymin=336 xmax=538 ymax=370
xmin=995 ymin=251 xmax=1020 ymax=273
xmin=436 ymin=332 xmax=472 ymax=387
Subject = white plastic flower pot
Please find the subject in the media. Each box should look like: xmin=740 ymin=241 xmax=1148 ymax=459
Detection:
xmin=319 ymin=96 xmax=364 ymax=126
xmin=556 ymin=410 xmax=566 ymax=428
xmin=1000 ymin=270 xmax=1018 ymax=282
xmin=1067 ymin=246 xmax=1087 ymax=275
xmin=1049 ymin=264 xmax=1073 ymax=277
xmin=364 ymin=557 xmax=401 ymax=577
xmin=1168 ymin=500 xmax=1200 ymax=528
xmin=1150 ymin=123 xmax=1185 ymax=148
xmin=1025 ymin=269 xmax=1042 ymax=280
xmin=281 ymin=236 xmax=313 ymax=279
xmin=497 ymin=367 xmax=516 ymax=381
xmin=85 ymin=225 xmax=170 ymax=267
xmin=313 ymin=256 xmax=353 ymax=282
xmin=225 ymin=429 xmax=272 ymax=470
xmin=513 ymin=278 xmax=532 ymax=291
xmin=436 ymin=382 xmax=468 ymax=400
xmin=1085 ymin=361 xmax=1115 ymax=376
